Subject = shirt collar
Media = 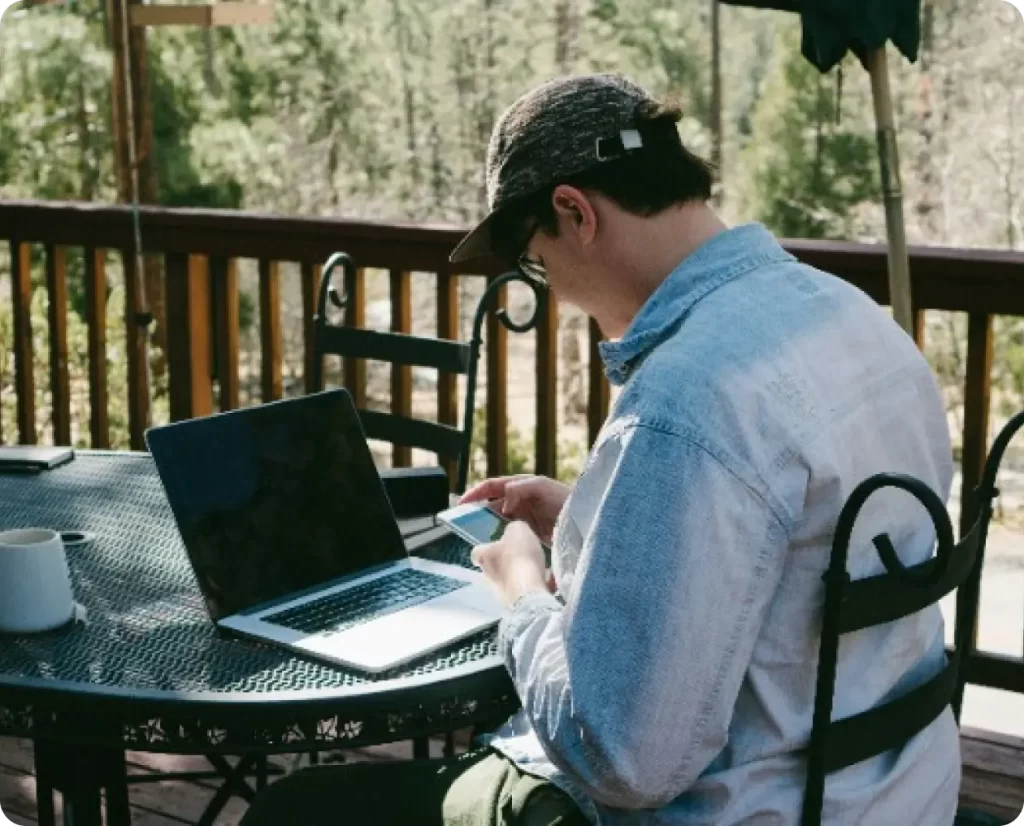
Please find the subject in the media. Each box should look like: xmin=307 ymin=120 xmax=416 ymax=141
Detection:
xmin=599 ymin=223 xmax=794 ymax=385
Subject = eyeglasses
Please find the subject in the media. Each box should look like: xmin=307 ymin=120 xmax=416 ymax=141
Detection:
xmin=516 ymin=221 xmax=547 ymax=282
xmin=517 ymin=250 xmax=547 ymax=282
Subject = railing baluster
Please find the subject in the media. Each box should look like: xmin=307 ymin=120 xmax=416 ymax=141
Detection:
xmin=486 ymin=278 xmax=508 ymax=477
xmin=211 ymin=257 xmax=240 ymax=411
xmin=166 ymin=253 xmax=213 ymax=422
xmin=536 ymin=291 xmax=558 ymax=477
xmin=45 ymin=244 xmax=71 ymax=446
xmin=437 ymin=269 xmax=459 ymax=486
xmin=390 ymin=269 xmax=413 ymax=467
xmin=84 ymin=248 xmax=109 ymax=448
xmin=11 ymin=241 xmax=36 ymax=445
xmin=955 ymin=312 xmax=993 ymax=656
xmin=959 ymin=313 xmax=994 ymax=537
xmin=258 ymin=259 xmax=283 ymax=402
xmin=122 ymin=249 xmax=150 ymax=449
xmin=587 ymin=318 xmax=610 ymax=448
xmin=301 ymin=262 xmax=321 ymax=395
xmin=912 ymin=308 xmax=927 ymax=350
xmin=344 ymin=266 xmax=367 ymax=408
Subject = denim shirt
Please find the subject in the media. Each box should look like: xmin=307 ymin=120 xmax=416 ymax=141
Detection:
xmin=482 ymin=224 xmax=960 ymax=825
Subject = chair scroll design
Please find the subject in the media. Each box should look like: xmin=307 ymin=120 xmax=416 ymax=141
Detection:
xmin=459 ymin=268 xmax=546 ymax=492
xmin=313 ymin=252 xmax=546 ymax=494
xmin=952 ymin=408 xmax=1024 ymax=720
xmin=803 ymin=473 xmax=985 ymax=826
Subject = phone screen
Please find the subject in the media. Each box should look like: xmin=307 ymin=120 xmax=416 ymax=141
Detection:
xmin=449 ymin=506 xmax=509 ymax=544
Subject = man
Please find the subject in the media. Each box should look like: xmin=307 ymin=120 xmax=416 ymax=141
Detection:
xmin=241 ymin=74 xmax=959 ymax=825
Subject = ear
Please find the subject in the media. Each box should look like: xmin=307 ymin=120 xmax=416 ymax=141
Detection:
xmin=551 ymin=185 xmax=598 ymax=245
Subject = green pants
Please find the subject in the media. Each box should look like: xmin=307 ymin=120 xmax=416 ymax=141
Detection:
xmin=239 ymin=749 xmax=589 ymax=826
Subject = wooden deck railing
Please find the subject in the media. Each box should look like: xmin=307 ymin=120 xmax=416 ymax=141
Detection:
xmin=2 ymin=198 xmax=1024 ymax=698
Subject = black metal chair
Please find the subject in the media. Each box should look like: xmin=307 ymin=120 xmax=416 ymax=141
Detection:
xmin=802 ymin=410 xmax=1024 ymax=826
xmin=310 ymin=252 xmax=545 ymax=762
xmin=312 ymin=252 xmax=545 ymax=495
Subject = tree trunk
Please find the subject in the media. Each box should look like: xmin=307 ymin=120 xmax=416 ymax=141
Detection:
xmin=1007 ymin=95 xmax=1017 ymax=250
xmin=913 ymin=0 xmax=938 ymax=238
xmin=202 ymin=28 xmax=221 ymax=96
xmin=554 ymin=0 xmax=577 ymax=74
xmin=391 ymin=0 xmax=420 ymax=191
xmin=76 ymin=66 xmax=96 ymax=202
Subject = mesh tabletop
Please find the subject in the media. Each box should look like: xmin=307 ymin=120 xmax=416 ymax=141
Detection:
xmin=0 ymin=452 xmax=515 ymax=752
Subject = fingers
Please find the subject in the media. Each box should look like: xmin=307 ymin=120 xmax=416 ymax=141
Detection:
xmin=460 ymin=475 xmax=528 ymax=503
xmin=501 ymin=476 xmax=542 ymax=514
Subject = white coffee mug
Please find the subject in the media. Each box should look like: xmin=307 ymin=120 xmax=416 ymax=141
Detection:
xmin=0 ymin=528 xmax=75 ymax=634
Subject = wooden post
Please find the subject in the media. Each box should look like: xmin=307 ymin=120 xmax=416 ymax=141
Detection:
xmin=437 ymin=269 xmax=459 ymax=486
xmin=959 ymin=313 xmax=993 ymax=538
xmin=128 ymin=3 xmax=274 ymax=26
xmin=390 ymin=269 xmax=413 ymax=467
xmin=210 ymin=256 xmax=240 ymax=411
xmin=956 ymin=312 xmax=993 ymax=653
xmin=45 ymin=245 xmax=71 ymax=446
xmin=259 ymin=259 xmax=283 ymax=402
xmin=166 ymin=254 xmax=213 ymax=421
xmin=108 ymin=0 xmax=166 ymax=359
xmin=10 ymin=241 xmax=36 ymax=445
xmin=344 ymin=266 xmax=367 ymax=408
xmin=122 ymin=248 xmax=150 ymax=448
xmin=301 ymin=262 xmax=321 ymax=394
xmin=486 ymin=278 xmax=508 ymax=477
xmin=536 ymin=292 xmax=558 ymax=477
xmin=84 ymin=248 xmax=110 ymax=448
xmin=867 ymin=46 xmax=914 ymax=336
xmin=913 ymin=307 xmax=927 ymax=350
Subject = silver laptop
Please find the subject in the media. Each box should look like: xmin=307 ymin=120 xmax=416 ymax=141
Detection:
xmin=145 ymin=389 xmax=502 ymax=674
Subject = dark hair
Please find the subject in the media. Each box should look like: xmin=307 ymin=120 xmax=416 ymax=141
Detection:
xmin=491 ymin=101 xmax=715 ymax=264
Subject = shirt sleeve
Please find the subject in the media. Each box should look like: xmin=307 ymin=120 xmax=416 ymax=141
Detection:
xmin=497 ymin=422 xmax=790 ymax=810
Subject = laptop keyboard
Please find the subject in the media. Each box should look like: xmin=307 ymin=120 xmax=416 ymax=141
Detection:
xmin=262 ymin=568 xmax=469 ymax=636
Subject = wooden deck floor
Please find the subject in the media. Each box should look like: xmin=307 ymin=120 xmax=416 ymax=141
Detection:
xmin=2 ymin=729 xmax=1021 ymax=824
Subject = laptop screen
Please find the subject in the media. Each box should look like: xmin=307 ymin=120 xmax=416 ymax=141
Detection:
xmin=146 ymin=390 xmax=409 ymax=620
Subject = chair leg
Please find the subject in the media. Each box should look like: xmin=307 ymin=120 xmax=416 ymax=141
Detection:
xmin=412 ymin=737 xmax=430 ymax=760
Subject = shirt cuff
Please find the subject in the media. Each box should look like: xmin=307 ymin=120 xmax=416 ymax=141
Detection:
xmin=498 ymin=590 xmax=563 ymax=666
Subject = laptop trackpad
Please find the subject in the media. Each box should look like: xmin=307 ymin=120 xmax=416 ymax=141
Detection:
xmin=297 ymin=592 xmax=497 ymax=672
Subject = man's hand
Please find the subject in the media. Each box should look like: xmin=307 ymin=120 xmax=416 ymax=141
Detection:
xmin=470 ymin=521 xmax=551 ymax=608
xmin=460 ymin=475 xmax=570 ymax=545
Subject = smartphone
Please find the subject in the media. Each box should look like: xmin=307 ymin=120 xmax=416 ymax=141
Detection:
xmin=437 ymin=502 xmax=551 ymax=565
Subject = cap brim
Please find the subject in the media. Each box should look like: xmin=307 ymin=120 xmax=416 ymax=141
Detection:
xmin=449 ymin=210 xmax=501 ymax=264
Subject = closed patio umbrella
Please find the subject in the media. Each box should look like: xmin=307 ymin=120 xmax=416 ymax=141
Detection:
xmin=719 ymin=0 xmax=919 ymax=336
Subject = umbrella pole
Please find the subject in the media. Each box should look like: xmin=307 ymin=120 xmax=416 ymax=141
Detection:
xmin=866 ymin=45 xmax=915 ymax=337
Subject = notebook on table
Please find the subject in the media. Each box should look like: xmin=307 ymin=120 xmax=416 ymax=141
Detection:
xmin=0 ymin=446 xmax=75 ymax=473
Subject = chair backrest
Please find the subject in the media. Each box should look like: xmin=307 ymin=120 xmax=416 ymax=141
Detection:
xmin=802 ymin=473 xmax=991 ymax=826
xmin=312 ymin=252 xmax=546 ymax=493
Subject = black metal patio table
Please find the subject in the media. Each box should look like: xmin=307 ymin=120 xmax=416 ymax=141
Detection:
xmin=0 ymin=451 xmax=519 ymax=826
